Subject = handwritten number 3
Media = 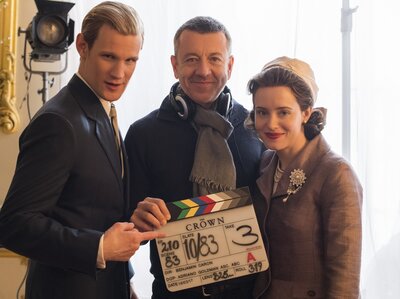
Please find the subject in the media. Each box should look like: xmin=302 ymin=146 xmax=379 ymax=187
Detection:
xmin=232 ymin=225 xmax=259 ymax=246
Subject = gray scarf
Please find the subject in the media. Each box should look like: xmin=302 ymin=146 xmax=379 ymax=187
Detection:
xmin=190 ymin=104 xmax=236 ymax=196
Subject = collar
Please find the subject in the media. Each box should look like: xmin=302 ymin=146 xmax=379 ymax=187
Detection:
xmin=257 ymin=134 xmax=331 ymax=199
xmin=76 ymin=72 xmax=111 ymax=116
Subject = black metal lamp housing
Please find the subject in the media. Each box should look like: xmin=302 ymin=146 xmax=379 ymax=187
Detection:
xmin=27 ymin=0 xmax=75 ymax=60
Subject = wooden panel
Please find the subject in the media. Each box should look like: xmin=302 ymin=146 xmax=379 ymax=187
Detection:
xmin=0 ymin=248 xmax=27 ymax=299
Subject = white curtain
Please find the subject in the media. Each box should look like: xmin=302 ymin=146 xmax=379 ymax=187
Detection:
xmin=351 ymin=0 xmax=400 ymax=297
xmin=65 ymin=1 xmax=399 ymax=298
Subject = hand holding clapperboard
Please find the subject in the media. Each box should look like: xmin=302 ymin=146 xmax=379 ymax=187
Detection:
xmin=155 ymin=187 xmax=269 ymax=292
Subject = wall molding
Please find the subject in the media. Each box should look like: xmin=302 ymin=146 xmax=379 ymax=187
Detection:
xmin=0 ymin=0 xmax=20 ymax=134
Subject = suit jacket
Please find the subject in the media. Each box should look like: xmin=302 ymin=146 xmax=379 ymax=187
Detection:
xmin=0 ymin=75 xmax=130 ymax=299
xmin=124 ymin=94 xmax=265 ymax=298
xmin=252 ymin=134 xmax=363 ymax=299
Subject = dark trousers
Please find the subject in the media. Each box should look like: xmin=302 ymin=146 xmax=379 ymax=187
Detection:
xmin=152 ymin=277 xmax=255 ymax=299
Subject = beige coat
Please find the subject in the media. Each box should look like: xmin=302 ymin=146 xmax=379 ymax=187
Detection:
xmin=252 ymin=135 xmax=362 ymax=299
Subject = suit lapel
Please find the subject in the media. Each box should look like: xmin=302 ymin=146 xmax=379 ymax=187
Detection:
xmin=68 ymin=75 xmax=123 ymax=188
xmin=95 ymin=120 xmax=123 ymax=184
xmin=257 ymin=152 xmax=278 ymax=208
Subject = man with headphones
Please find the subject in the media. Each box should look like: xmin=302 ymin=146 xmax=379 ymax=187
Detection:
xmin=124 ymin=16 xmax=265 ymax=299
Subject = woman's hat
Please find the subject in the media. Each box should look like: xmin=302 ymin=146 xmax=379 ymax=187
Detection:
xmin=262 ymin=56 xmax=319 ymax=104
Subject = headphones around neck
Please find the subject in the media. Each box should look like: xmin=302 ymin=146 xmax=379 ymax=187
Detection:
xmin=169 ymin=82 xmax=232 ymax=120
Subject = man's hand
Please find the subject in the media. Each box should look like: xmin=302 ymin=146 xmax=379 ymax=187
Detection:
xmin=130 ymin=197 xmax=171 ymax=232
xmin=103 ymin=222 xmax=165 ymax=261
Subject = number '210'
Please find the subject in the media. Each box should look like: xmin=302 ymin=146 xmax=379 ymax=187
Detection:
xmin=160 ymin=240 xmax=180 ymax=252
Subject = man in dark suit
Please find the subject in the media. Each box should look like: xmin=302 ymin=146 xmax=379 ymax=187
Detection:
xmin=0 ymin=2 xmax=163 ymax=299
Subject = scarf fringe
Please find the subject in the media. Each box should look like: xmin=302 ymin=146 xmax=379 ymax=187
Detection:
xmin=190 ymin=175 xmax=233 ymax=192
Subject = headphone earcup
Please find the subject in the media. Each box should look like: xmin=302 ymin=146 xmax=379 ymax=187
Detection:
xmin=169 ymin=82 xmax=196 ymax=120
xmin=216 ymin=91 xmax=232 ymax=117
xmin=174 ymin=94 xmax=190 ymax=120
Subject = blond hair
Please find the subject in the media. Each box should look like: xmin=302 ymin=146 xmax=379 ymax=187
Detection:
xmin=81 ymin=1 xmax=144 ymax=49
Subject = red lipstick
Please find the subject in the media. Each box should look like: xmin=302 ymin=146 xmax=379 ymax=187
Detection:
xmin=265 ymin=133 xmax=283 ymax=140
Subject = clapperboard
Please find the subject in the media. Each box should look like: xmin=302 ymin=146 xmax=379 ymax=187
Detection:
xmin=155 ymin=187 xmax=269 ymax=292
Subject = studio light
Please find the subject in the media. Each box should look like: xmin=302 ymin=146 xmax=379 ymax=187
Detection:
xmin=18 ymin=0 xmax=75 ymax=105
xmin=26 ymin=0 xmax=75 ymax=62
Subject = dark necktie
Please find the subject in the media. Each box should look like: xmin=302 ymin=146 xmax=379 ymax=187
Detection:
xmin=110 ymin=103 xmax=124 ymax=177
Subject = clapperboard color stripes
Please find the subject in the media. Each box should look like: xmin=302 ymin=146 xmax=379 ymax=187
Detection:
xmin=166 ymin=187 xmax=252 ymax=221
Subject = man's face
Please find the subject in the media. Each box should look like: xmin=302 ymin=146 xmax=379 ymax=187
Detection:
xmin=171 ymin=30 xmax=234 ymax=108
xmin=76 ymin=24 xmax=142 ymax=102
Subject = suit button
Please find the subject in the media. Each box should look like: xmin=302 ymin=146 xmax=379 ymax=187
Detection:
xmin=307 ymin=290 xmax=316 ymax=297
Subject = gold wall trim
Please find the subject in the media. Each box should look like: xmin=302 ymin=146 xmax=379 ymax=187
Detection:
xmin=0 ymin=0 xmax=20 ymax=134
xmin=0 ymin=248 xmax=28 ymax=265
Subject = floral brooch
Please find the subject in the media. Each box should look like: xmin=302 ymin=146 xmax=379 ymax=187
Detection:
xmin=282 ymin=169 xmax=307 ymax=202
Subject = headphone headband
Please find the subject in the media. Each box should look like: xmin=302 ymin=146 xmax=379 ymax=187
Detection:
xmin=169 ymin=82 xmax=232 ymax=120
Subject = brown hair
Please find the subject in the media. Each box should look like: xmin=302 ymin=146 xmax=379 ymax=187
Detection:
xmin=245 ymin=67 xmax=326 ymax=140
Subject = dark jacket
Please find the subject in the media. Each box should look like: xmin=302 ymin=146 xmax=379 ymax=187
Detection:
xmin=253 ymin=135 xmax=362 ymax=299
xmin=0 ymin=75 xmax=130 ymax=299
xmin=124 ymin=94 xmax=265 ymax=298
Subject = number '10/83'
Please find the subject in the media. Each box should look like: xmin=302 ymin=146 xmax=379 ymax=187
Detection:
xmin=160 ymin=233 xmax=219 ymax=262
